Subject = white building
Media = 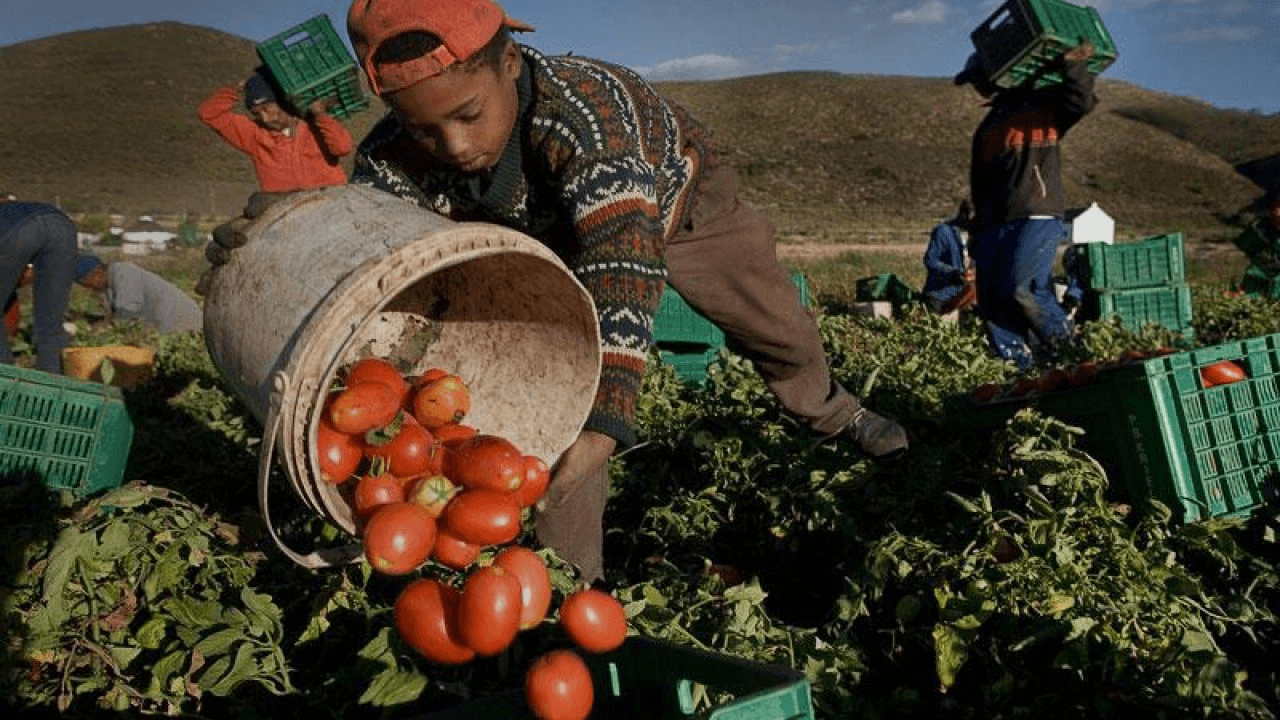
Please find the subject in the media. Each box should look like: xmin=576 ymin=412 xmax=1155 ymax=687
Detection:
xmin=1066 ymin=202 xmax=1114 ymax=245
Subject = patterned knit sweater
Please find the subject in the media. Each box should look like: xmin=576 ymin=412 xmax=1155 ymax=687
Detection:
xmin=352 ymin=45 xmax=716 ymax=447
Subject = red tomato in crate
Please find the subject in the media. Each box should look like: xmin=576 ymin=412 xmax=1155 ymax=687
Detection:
xmin=1201 ymin=360 xmax=1247 ymax=388
xmin=316 ymin=416 xmax=362 ymax=485
xmin=525 ymin=649 xmax=594 ymax=720
xmin=329 ymin=381 xmax=401 ymax=435
xmin=1067 ymin=361 xmax=1098 ymax=388
xmin=352 ymin=470 xmax=405 ymax=522
xmin=1036 ymin=368 xmax=1070 ymax=394
xmin=346 ymin=357 xmax=410 ymax=407
xmin=516 ymin=456 xmax=551 ymax=508
xmin=448 ymin=434 xmax=524 ymax=492
xmin=457 ymin=565 xmax=523 ymax=656
xmin=394 ymin=579 xmax=475 ymax=665
xmin=970 ymin=383 xmax=1001 ymax=403
xmin=413 ymin=374 xmax=472 ymax=429
xmin=363 ymin=502 xmax=436 ymax=576
xmin=493 ymin=546 xmax=553 ymax=629
xmin=442 ymin=489 xmax=523 ymax=546
xmin=559 ymin=588 xmax=628 ymax=654
xmin=405 ymin=474 xmax=458 ymax=517
xmin=365 ymin=413 xmax=440 ymax=478
xmin=431 ymin=527 xmax=481 ymax=571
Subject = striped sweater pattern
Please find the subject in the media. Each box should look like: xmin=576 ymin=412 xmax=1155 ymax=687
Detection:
xmin=352 ymin=45 xmax=715 ymax=446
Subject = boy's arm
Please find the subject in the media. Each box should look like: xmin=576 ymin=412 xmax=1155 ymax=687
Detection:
xmin=196 ymin=86 xmax=261 ymax=154
xmin=1049 ymin=42 xmax=1098 ymax=130
xmin=561 ymin=157 xmax=668 ymax=449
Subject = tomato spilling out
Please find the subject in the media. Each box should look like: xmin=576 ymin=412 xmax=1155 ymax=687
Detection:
xmin=442 ymin=489 xmax=523 ymax=546
xmin=525 ymin=649 xmax=594 ymax=720
xmin=329 ymin=381 xmax=401 ymax=435
xmin=449 ymin=434 xmax=525 ymax=492
xmin=413 ymin=374 xmax=472 ymax=429
xmin=492 ymin=546 xmax=553 ymax=630
xmin=394 ymin=579 xmax=475 ymax=665
xmin=516 ymin=455 xmax=551 ymax=508
xmin=352 ymin=468 xmax=405 ymax=522
xmin=365 ymin=413 xmax=440 ymax=478
xmin=559 ymin=588 xmax=628 ymax=654
xmin=405 ymin=474 xmax=458 ymax=517
xmin=346 ymin=356 xmax=410 ymax=407
xmin=457 ymin=565 xmax=523 ymax=656
xmin=430 ymin=527 xmax=481 ymax=571
xmin=362 ymin=502 xmax=436 ymax=576
xmin=315 ymin=416 xmax=362 ymax=485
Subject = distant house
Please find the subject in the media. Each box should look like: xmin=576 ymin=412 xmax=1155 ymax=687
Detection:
xmin=76 ymin=232 xmax=102 ymax=249
xmin=121 ymin=215 xmax=176 ymax=255
xmin=1066 ymin=202 xmax=1114 ymax=245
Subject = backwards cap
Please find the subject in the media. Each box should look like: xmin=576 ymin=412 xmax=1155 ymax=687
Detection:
xmin=348 ymin=0 xmax=534 ymax=95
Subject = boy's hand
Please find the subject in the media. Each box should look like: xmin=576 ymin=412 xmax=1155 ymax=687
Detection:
xmin=537 ymin=430 xmax=617 ymax=511
xmin=1063 ymin=41 xmax=1095 ymax=63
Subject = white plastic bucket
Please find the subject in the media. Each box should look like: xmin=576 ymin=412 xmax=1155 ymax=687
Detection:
xmin=202 ymin=185 xmax=600 ymax=567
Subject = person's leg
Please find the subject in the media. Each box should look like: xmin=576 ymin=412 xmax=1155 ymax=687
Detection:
xmin=0 ymin=232 xmax=31 ymax=365
xmin=27 ymin=213 xmax=78 ymax=373
xmin=973 ymin=223 xmax=1034 ymax=370
xmin=664 ymin=162 xmax=903 ymax=453
xmin=1012 ymin=218 xmax=1073 ymax=354
xmin=533 ymin=463 xmax=607 ymax=584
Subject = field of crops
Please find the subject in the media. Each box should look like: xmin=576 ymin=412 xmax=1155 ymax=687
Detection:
xmin=1 ymin=253 xmax=1278 ymax=719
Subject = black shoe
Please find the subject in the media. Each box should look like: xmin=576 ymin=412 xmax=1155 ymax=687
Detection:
xmin=847 ymin=407 xmax=908 ymax=459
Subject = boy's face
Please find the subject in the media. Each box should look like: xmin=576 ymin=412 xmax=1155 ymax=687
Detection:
xmin=385 ymin=41 xmax=522 ymax=174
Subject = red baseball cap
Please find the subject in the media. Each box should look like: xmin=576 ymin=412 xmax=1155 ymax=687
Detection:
xmin=348 ymin=0 xmax=534 ymax=95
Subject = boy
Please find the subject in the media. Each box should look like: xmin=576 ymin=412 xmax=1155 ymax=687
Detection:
xmin=197 ymin=70 xmax=355 ymax=193
xmin=955 ymin=43 xmax=1097 ymax=370
xmin=345 ymin=0 xmax=906 ymax=582
xmin=922 ymin=199 xmax=976 ymax=315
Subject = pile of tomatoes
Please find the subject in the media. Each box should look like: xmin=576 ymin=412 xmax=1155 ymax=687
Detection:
xmin=313 ymin=356 xmax=626 ymax=720
xmin=968 ymin=348 xmax=1184 ymax=404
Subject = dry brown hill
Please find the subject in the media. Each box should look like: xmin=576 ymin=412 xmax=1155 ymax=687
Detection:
xmin=1 ymin=22 xmax=1277 ymax=241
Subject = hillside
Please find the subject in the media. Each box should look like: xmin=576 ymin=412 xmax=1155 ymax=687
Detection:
xmin=0 ymin=22 xmax=1277 ymax=241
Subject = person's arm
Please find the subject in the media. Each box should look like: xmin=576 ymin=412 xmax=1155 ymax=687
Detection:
xmin=305 ymin=101 xmax=355 ymax=159
xmin=1050 ymin=42 xmax=1098 ymax=131
xmin=196 ymin=86 xmax=262 ymax=154
xmin=924 ymin=223 xmax=965 ymax=281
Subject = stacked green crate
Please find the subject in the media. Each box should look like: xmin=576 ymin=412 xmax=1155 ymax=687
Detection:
xmin=1083 ymin=233 xmax=1193 ymax=337
xmin=256 ymin=15 xmax=370 ymax=120
xmin=970 ymin=0 xmax=1118 ymax=90
xmin=964 ymin=333 xmax=1280 ymax=523
xmin=1234 ymin=224 xmax=1280 ymax=299
xmin=654 ymin=273 xmax=811 ymax=385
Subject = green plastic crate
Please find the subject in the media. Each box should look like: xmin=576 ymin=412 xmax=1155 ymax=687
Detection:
xmin=256 ymin=15 xmax=370 ymax=120
xmin=654 ymin=273 xmax=811 ymax=348
xmin=855 ymin=273 xmax=915 ymax=304
xmin=1096 ymin=284 xmax=1193 ymax=337
xmin=1241 ymin=264 xmax=1280 ymax=299
xmin=1084 ymin=232 xmax=1185 ymax=291
xmin=971 ymin=0 xmax=1118 ymax=90
xmin=0 ymin=364 xmax=134 ymax=498
xmin=658 ymin=346 xmax=721 ymax=386
xmin=412 ymin=636 xmax=815 ymax=720
xmin=964 ymin=334 xmax=1280 ymax=523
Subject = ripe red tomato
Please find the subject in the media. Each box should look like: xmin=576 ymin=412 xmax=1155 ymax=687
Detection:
xmin=346 ymin=357 xmax=410 ymax=407
xmin=457 ymin=565 xmax=523 ymax=656
xmin=352 ymin=470 xmax=405 ymax=522
xmin=405 ymin=474 xmax=458 ymax=517
xmin=365 ymin=413 xmax=440 ymax=478
xmin=525 ymin=649 xmax=594 ymax=720
xmin=1068 ymin=361 xmax=1098 ymax=388
xmin=970 ymin=383 xmax=1001 ymax=403
xmin=516 ymin=456 xmax=551 ymax=508
xmin=431 ymin=526 xmax=481 ymax=570
xmin=448 ymin=434 xmax=525 ymax=492
xmin=413 ymin=374 xmax=472 ymax=429
xmin=559 ymin=588 xmax=628 ymax=654
xmin=433 ymin=423 xmax=479 ymax=449
xmin=3 ymin=297 xmax=19 ymax=337
xmin=316 ymin=416 xmax=362 ymax=485
xmin=329 ymin=381 xmax=401 ymax=435
xmin=363 ymin=502 xmax=436 ymax=576
xmin=394 ymin=579 xmax=475 ymax=665
xmin=493 ymin=546 xmax=553 ymax=629
xmin=1201 ymin=360 xmax=1247 ymax=388
xmin=1037 ymin=368 xmax=1069 ymax=393
xmin=442 ymin=489 xmax=523 ymax=546
xmin=1009 ymin=378 xmax=1039 ymax=397
xmin=419 ymin=367 xmax=450 ymax=385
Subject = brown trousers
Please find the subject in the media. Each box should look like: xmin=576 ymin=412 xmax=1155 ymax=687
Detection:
xmin=534 ymin=161 xmax=860 ymax=583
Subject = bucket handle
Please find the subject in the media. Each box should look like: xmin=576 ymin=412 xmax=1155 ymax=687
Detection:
xmin=258 ymin=370 xmax=363 ymax=569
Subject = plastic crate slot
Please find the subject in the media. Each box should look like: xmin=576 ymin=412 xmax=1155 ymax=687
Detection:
xmin=1203 ymin=389 xmax=1231 ymax=418
xmin=51 ymin=429 xmax=92 ymax=457
xmin=1262 ymin=405 xmax=1280 ymax=432
xmin=1188 ymin=423 xmax=1212 ymax=452
xmin=1218 ymin=442 xmax=1244 ymax=473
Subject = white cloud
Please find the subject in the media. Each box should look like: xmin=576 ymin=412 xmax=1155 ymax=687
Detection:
xmin=1164 ymin=24 xmax=1260 ymax=42
xmin=892 ymin=0 xmax=949 ymax=24
xmin=634 ymin=54 xmax=749 ymax=81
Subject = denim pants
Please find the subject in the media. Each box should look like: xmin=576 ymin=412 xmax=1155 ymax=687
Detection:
xmin=0 ymin=212 xmax=78 ymax=372
xmin=972 ymin=218 xmax=1072 ymax=370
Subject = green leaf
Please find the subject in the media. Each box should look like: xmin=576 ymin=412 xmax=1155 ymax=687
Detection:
xmin=193 ymin=627 xmax=243 ymax=659
xmin=359 ymin=667 xmax=427 ymax=707
xmin=1181 ymin=629 xmax=1219 ymax=654
xmin=136 ymin=618 xmax=168 ymax=650
xmin=96 ymin=485 xmax=153 ymax=509
xmin=932 ymin=624 xmax=969 ymax=691
xmin=202 ymin=643 xmax=260 ymax=696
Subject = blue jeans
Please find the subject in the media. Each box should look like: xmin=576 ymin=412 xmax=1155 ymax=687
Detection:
xmin=0 ymin=212 xmax=78 ymax=372
xmin=973 ymin=218 xmax=1072 ymax=370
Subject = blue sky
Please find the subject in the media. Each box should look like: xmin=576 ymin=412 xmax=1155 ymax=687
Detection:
xmin=1 ymin=0 xmax=1277 ymax=114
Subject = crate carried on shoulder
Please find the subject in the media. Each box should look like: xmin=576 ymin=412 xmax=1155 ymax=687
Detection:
xmin=964 ymin=334 xmax=1280 ymax=523
xmin=969 ymin=0 xmax=1118 ymax=90
xmin=256 ymin=14 xmax=370 ymax=120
